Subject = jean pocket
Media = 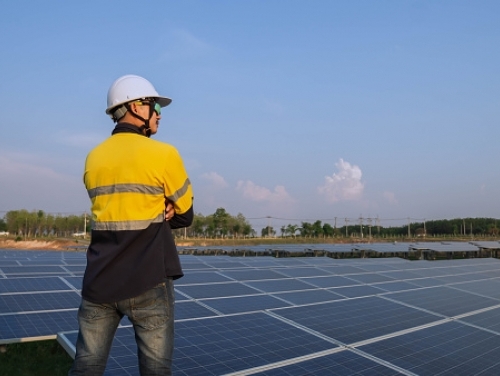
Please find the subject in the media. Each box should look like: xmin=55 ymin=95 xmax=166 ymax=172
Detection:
xmin=130 ymin=283 xmax=171 ymax=330
xmin=79 ymin=299 xmax=110 ymax=320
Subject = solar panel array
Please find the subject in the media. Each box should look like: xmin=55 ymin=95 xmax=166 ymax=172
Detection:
xmin=2 ymin=244 xmax=500 ymax=375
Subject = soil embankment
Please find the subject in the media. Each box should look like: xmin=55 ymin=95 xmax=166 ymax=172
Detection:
xmin=0 ymin=238 xmax=84 ymax=250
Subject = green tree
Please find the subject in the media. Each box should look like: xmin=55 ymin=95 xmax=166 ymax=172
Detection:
xmin=323 ymin=223 xmax=334 ymax=237
xmin=312 ymin=220 xmax=324 ymax=237
xmin=261 ymin=226 xmax=275 ymax=238
xmin=0 ymin=218 xmax=7 ymax=232
xmin=286 ymin=224 xmax=298 ymax=238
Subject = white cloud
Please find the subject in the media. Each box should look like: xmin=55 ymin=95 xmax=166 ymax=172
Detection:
xmin=201 ymin=172 xmax=228 ymax=189
xmin=383 ymin=191 xmax=399 ymax=205
xmin=318 ymin=158 xmax=364 ymax=203
xmin=236 ymin=180 xmax=294 ymax=203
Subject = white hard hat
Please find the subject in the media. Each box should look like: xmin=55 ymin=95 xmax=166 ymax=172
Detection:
xmin=105 ymin=75 xmax=172 ymax=116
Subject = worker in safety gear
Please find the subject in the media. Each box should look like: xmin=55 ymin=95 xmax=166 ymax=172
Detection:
xmin=69 ymin=74 xmax=193 ymax=376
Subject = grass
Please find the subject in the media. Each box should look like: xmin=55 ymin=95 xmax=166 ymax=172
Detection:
xmin=0 ymin=340 xmax=73 ymax=376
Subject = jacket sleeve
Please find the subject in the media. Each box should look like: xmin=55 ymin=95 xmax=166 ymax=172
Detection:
xmin=163 ymin=146 xmax=194 ymax=215
xmin=169 ymin=203 xmax=194 ymax=229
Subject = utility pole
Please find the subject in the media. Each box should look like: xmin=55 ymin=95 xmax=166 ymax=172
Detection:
xmin=267 ymin=216 xmax=271 ymax=238
xmin=359 ymin=216 xmax=363 ymax=238
xmin=345 ymin=218 xmax=349 ymax=237
xmin=407 ymin=217 xmax=411 ymax=238
xmin=84 ymin=212 xmax=87 ymax=239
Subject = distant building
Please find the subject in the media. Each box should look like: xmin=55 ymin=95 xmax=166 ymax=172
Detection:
xmin=0 ymin=231 xmax=9 ymax=236
xmin=72 ymin=232 xmax=86 ymax=237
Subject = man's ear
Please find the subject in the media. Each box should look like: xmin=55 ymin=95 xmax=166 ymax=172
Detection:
xmin=128 ymin=102 xmax=138 ymax=114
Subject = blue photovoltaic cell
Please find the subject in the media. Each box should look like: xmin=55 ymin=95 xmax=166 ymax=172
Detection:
xmin=271 ymin=296 xmax=441 ymax=344
xmin=331 ymin=285 xmax=385 ymax=299
xmin=405 ymin=277 xmax=444 ymax=288
xmin=174 ymin=289 xmax=188 ymax=302
xmin=0 ymin=277 xmax=71 ymax=293
xmin=275 ymin=267 xmax=332 ymax=278
xmin=345 ymin=273 xmax=396 ymax=284
xmin=433 ymin=274 xmax=478 ymax=284
xmin=372 ymin=281 xmax=421 ymax=293
xmin=173 ymin=313 xmax=336 ymax=376
xmin=0 ymin=260 xmax=21 ymax=266
xmin=200 ymin=260 xmax=249 ymax=269
xmin=388 ymin=286 xmax=499 ymax=317
xmin=62 ymin=265 xmax=86 ymax=274
xmin=354 ymin=264 xmax=400 ymax=272
xmin=319 ymin=265 xmax=367 ymax=275
xmin=0 ymin=291 xmax=81 ymax=313
xmin=175 ymin=282 xmax=260 ymax=299
xmin=380 ymin=270 xmax=426 ymax=280
xmin=299 ymin=275 xmax=359 ymax=288
xmin=219 ymin=269 xmax=290 ymax=281
xmin=180 ymin=262 xmax=215 ymax=271
xmin=174 ymin=271 xmax=232 ymax=285
xmin=175 ymin=301 xmax=219 ymax=320
xmin=19 ymin=260 xmax=66 ymax=265
xmin=245 ymin=279 xmax=317 ymax=293
xmin=360 ymin=321 xmax=500 ymax=376
xmin=253 ymin=349 xmax=403 ymax=376
xmin=459 ymin=307 xmax=500 ymax=333
xmin=273 ymin=289 xmax=345 ymax=305
xmin=451 ymin=279 xmax=500 ymax=300
xmin=201 ymin=294 xmax=291 ymax=314
xmin=0 ymin=266 xmax=68 ymax=274
xmin=61 ymin=276 xmax=83 ymax=290
xmin=1 ymin=310 xmax=78 ymax=342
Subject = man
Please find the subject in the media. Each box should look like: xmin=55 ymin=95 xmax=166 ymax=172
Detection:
xmin=69 ymin=74 xmax=193 ymax=375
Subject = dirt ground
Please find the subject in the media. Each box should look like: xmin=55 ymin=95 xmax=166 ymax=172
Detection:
xmin=0 ymin=238 xmax=196 ymax=250
xmin=0 ymin=238 xmax=82 ymax=250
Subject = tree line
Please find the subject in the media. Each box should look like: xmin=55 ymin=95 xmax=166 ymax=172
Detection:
xmin=270 ymin=217 xmax=500 ymax=238
xmin=1 ymin=208 xmax=499 ymax=239
xmin=0 ymin=210 xmax=88 ymax=238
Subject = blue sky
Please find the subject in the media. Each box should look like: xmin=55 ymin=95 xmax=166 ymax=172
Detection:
xmin=1 ymin=1 xmax=499 ymax=231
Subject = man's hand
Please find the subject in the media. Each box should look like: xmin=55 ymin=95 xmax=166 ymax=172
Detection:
xmin=165 ymin=200 xmax=175 ymax=221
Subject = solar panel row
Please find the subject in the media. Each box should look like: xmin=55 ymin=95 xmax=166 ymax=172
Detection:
xmin=2 ymin=247 xmax=500 ymax=375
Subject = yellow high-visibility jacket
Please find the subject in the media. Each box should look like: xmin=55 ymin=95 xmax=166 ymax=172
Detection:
xmin=82 ymin=123 xmax=193 ymax=303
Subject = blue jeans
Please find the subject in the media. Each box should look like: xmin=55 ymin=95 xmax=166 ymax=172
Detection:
xmin=69 ymin=278 xmax=174 ymax=376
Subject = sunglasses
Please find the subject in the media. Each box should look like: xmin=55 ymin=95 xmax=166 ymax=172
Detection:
xmin=135 ymin=100 xmax=162 ymax=115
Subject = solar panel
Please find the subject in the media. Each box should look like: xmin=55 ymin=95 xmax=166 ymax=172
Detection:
xmin=250 ymin=349 xmax=405 ymax=376
xmin=0 ymin=291 xmax=81 ymax=313
xmin=272 ymin=289 xmax=344 ymax=305
xmin=245 ymin=279 xmax=317 ymax=293
xmin=359 ymin=321 xmax=500 ymax=375
xmin=201 ymin=295 xmax=291 ymax=314
xmin=0 ymin=276 xmax=72 ymax=293
xmin=270 ymin=296 xmax=442 ymax=345
xmin=299 ymin=275 xmax=359 ymax=288
xmin=458 ymin=307 xmax=500 ymax=333
xmin=175 ymin=282 xmax=261 ymax=299
xmin=0 ymin=310 xmax=78 ymax=344
xmin=2 ymin=246 xmax=500 ymax=375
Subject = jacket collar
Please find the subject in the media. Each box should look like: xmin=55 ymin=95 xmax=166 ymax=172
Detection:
xmin=111 ymin=122 xmax=145 ymax=136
